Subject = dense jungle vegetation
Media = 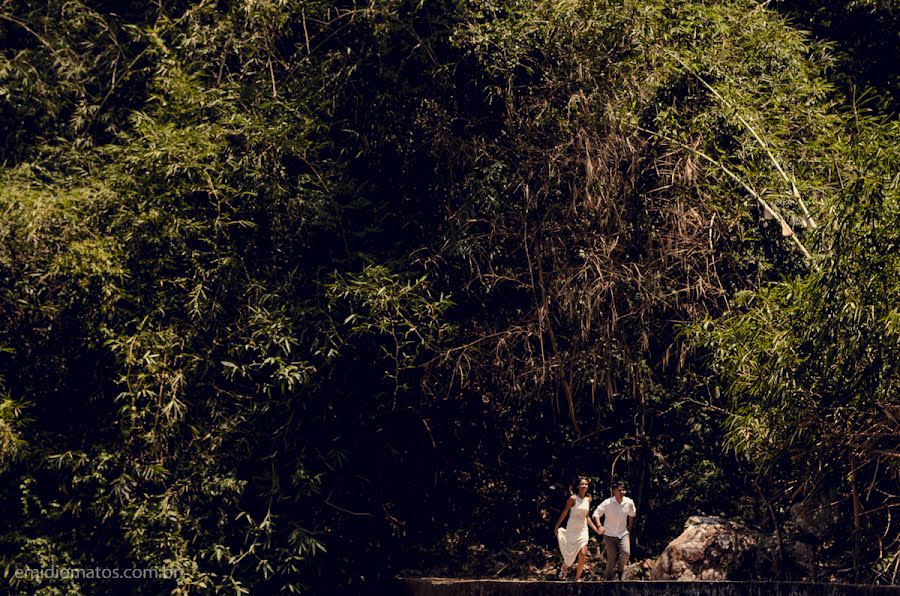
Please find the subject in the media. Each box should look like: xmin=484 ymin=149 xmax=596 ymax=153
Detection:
xmin=0 ymin=0 xmax=898 ymax=593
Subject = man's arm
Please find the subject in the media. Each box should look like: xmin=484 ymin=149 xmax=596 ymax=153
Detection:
xmin=592 ymin=513 xmax=605 ymax=535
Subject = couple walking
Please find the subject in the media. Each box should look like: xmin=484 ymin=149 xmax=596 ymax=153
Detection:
xmin=553 ymin=478 xmax=635 ymax=582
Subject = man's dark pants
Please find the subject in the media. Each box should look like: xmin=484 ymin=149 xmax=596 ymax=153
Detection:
xmin=603 ymin=534 xmax=630 ymax=580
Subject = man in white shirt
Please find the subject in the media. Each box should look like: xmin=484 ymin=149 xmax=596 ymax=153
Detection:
xmin=592 ymin=481 xmax=636 ymax=580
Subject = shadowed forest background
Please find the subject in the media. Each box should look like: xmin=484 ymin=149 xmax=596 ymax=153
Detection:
xmin=0 ymin=0 xmax=898 ymax=593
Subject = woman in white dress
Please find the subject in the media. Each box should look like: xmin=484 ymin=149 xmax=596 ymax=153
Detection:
xmin=552 ymin=476 xmax=600 ymax=581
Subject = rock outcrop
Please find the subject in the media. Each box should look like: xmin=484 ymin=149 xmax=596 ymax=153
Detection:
xmin=650 ymin=516 xmax=759 ymax=580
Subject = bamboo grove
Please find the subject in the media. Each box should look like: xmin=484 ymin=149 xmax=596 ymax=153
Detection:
xmin=0 ymin=0 xmax=897 ymax=593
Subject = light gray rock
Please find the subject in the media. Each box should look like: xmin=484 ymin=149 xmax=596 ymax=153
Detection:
xmin=650 ymin=516 xmax=759 ymax=580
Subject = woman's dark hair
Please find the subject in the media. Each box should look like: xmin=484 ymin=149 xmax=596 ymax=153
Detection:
xmin=569 ymin=476 xmax=591 ymax=497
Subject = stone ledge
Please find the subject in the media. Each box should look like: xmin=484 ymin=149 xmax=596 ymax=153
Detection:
xmin=398 ymin=578 xmax=900 ymax=596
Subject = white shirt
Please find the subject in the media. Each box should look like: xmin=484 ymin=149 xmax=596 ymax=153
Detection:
xmin=592 ymin=496 xmax=636 ymax=539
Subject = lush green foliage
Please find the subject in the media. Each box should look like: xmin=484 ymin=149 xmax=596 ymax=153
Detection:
xmin=695 ymin=114 xmax=900 ymax=579
xmin=0 ymin=0 xmax=897 ymax=592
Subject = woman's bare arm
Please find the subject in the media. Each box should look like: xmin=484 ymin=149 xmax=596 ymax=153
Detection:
xmin=586 ymin=502 xmax=601 ymax=534
xmin=553 ymin=496 xmax=576 ymax=534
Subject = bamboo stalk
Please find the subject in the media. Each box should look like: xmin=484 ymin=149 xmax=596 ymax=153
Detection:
xmin=637 ymin=126 xmax=817 ymax=264
xmin=673 ymin=55 xmax=818 ymax=229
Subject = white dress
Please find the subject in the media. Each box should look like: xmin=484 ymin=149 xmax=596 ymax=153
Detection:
xmin=557 ymin=494 xmax=590 ymax=566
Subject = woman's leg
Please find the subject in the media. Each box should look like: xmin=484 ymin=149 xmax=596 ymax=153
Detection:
xmin=575 ymin=546 xmax=587 ymax=580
